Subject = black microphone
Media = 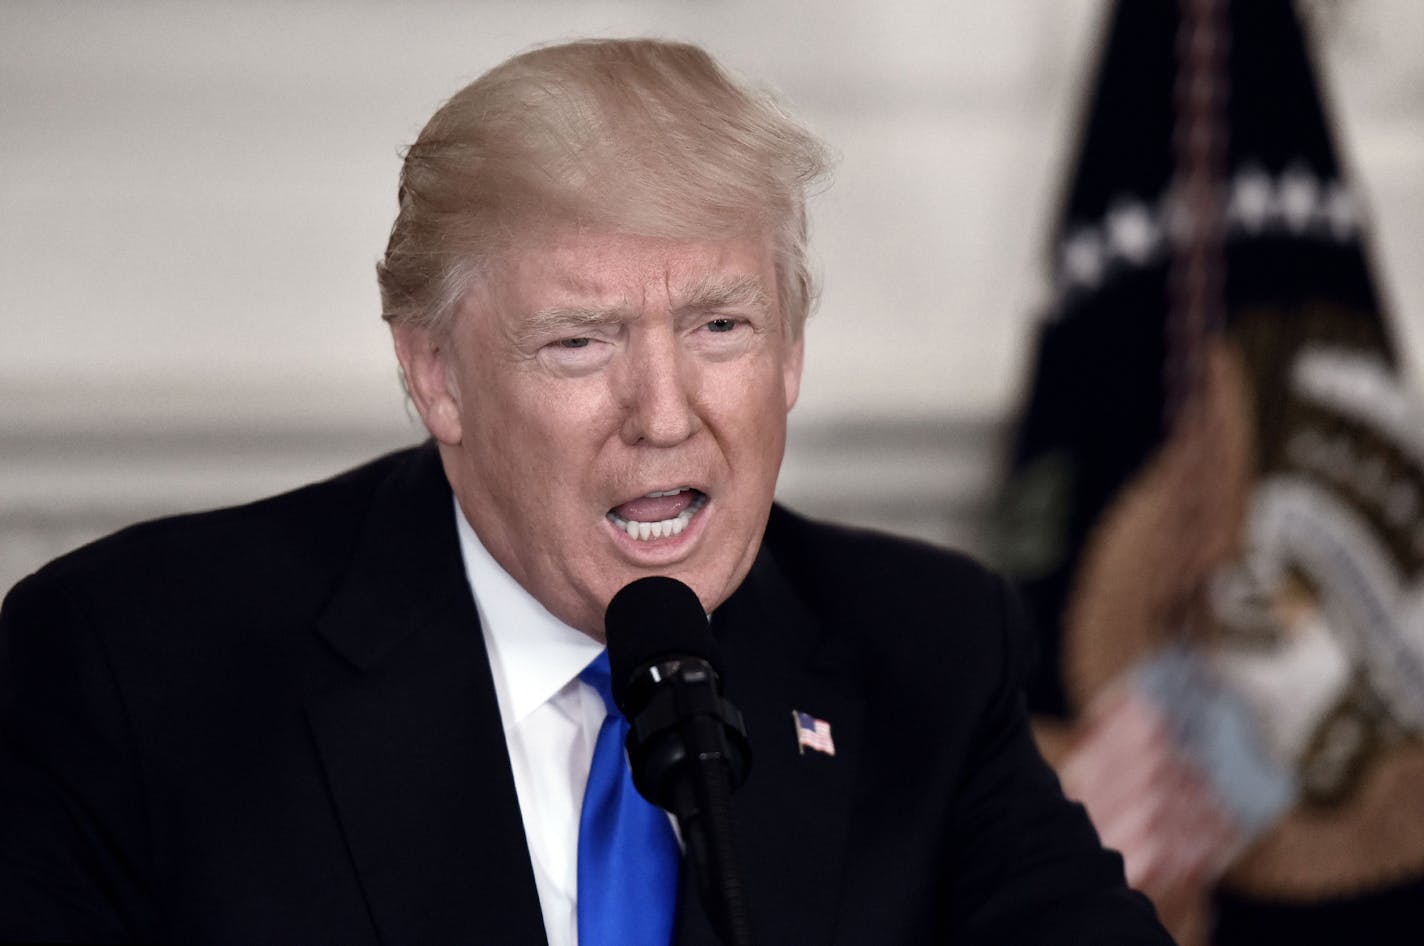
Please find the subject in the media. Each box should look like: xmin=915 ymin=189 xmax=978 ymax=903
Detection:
xmin=605 ymin=576 xmax=755 ymax=946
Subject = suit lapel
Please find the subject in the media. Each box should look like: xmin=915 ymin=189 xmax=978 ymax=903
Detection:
xmin=303 ymin=448 xmax=863 ymax=945
xmin=675 ymin=543 xmax=866 ymax=946
xmin=305 ymin=445 xmax=548 ymax=946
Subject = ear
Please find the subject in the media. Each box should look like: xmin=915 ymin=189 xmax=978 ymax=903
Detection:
xmin=782 ymin=334 xmax=805 ymax=412
xmin=392 ymin=323 xmax=463 ymax=445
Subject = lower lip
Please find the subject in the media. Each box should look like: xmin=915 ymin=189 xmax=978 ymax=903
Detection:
xmin=604 ymin=495 xmax=709 ymax=562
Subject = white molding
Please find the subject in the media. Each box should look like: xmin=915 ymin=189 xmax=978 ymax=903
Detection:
xmin=0 ymin=408 xmax=1006 ymax=595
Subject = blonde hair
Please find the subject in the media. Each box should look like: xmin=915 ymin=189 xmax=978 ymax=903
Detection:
xmin=376 ymin=38 xmax=830 ymax=339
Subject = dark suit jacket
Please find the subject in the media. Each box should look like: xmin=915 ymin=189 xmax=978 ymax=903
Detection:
xmin=0 ymin=444 xmax=1171 ymax=944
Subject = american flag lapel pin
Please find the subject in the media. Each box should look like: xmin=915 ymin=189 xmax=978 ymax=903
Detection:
xmin=792 ymin=709 xmax=835 ymax=757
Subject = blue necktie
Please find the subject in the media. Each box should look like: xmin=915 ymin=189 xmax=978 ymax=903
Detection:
xmin=577 ymin=651 xmax=680 ymax=946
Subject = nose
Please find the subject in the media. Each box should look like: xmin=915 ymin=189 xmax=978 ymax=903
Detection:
xmin=618 ymin=329 xmax=700 ymax=447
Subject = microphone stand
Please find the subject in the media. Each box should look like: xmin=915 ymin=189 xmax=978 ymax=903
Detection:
xmin=625 ymin=661 xmax=755 ymax=946
xmin=671 ymin=717 xmax=755 ymax=946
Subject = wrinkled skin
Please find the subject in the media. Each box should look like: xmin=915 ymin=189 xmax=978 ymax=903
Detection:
xmin=395 ymin=224 xmax=803 ymax=638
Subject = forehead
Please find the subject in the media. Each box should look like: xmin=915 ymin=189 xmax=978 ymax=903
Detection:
xmin=491 ymin=224 xmax=779 ymax=313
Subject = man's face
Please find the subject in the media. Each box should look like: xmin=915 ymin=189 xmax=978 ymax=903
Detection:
xmin=400 ymin=224 xmax=803 ymax=637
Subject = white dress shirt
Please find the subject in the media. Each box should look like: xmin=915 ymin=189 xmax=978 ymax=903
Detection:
xmin=454 ymin=503 xmax=606 ymax=946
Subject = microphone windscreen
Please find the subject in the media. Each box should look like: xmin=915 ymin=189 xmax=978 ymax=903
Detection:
xmin=605 ymin=576 xmax=720 ymax=704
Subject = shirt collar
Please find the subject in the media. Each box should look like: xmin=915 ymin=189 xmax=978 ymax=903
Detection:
xmin=454 ymin=499 xmax=604 ymax=729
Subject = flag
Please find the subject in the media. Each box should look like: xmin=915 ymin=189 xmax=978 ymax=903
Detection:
xmin=793 ymin=710 xmax=835 ymax=757
xmin=997 ymin=1 xmax=1424 ymax=942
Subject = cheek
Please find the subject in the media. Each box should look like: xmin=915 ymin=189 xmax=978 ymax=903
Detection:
xmin=713 ymin=380 xmax=790 ymax=494
xmin=489 ymin=382 xmax=616 ymax=486
xmin=459 ymin=381 xmax=552 ymax=490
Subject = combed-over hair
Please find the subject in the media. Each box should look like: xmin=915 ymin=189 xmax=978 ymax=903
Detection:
xmin=376 ymin=38 xmax=830 ymax=339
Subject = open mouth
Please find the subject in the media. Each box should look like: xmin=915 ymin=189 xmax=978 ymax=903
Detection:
xmin=606 ymin=487 xmax=708 ymax=541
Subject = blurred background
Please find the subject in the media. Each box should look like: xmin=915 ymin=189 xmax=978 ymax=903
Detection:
xmin=3 ymin=0 xmax=1419 ymax=591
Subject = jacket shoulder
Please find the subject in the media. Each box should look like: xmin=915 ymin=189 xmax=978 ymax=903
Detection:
xmin=763 ymin=502 xmax=1004 ymax=612
xmin=761 ymin=503 xmax=1027 ymax=691
xmin=8 ymin=444 xmax=425 ymax=614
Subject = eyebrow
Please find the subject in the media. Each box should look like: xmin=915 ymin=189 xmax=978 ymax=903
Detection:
xmin=678 ymin=274 xmax=772 ymax=316
xmin=515 ymin=273 xmax=773 ymax=346
xmin=515 ymin=304 xmax=630 ymax=348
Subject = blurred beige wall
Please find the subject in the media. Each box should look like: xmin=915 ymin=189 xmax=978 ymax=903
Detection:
xmin=2 ymin=0 xmax=1422 ymax=591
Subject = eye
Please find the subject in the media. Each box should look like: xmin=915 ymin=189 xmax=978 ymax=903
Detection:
xmin=539 ymin=332 xmax=614 ymax=376
xmin=706 ymin=318 xmax=739 ymax=334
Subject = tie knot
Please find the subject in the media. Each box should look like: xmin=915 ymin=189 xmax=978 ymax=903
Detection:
xmin=580 ymin=650 xmax=618 ymax=716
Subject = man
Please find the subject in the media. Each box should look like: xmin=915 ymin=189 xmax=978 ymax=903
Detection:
xmin=0 ymin=39 xmax=1172 ymax=944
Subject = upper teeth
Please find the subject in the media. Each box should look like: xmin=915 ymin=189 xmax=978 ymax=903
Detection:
xmin=607 ymin=491 xmax=706 ymax=541
xmin=644 ymin=488 xmax=688 ymax=498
